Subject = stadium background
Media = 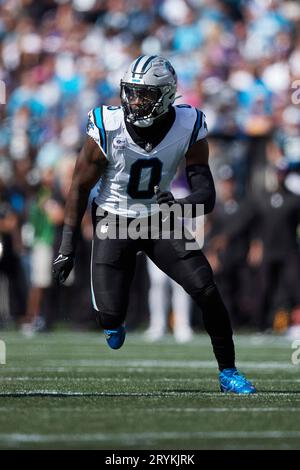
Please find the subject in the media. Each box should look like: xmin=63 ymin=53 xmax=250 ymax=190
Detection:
xmin=1 ymin=0 xmax=300 ymax=453
xmin=0 ymin=0 xmax=300 ymax=335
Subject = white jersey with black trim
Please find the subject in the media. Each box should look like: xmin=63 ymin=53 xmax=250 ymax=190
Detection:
xmin=86 ymin=104 xmax=208 ymax=218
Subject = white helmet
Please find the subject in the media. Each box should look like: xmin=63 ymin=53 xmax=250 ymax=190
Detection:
xmin=120 ymin=55 xmax=177 ymax=127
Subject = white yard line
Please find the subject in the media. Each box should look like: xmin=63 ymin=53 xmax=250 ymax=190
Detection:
xmin=1 ymin=376 xmax=297 ymax=381
xmin=147 ymin=407 xmax=300 ymax=412
xmin=0 ymin=391 xmax=299 ymax=398
xmin=1 ymin=376 xmax=300 ymax=383
xmin=3 ymin=360 xmax=299 ymax=370
xmin=1 ymin=430 xmax=300 ymax=445
xmin=0 ymin=406 xmax=299 ymax=413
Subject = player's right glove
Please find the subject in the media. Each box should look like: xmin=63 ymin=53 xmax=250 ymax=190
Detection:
xmin=52 ymin=253 xmax=74 ymax=285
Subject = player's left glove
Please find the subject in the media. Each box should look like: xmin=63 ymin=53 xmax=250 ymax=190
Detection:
xmin=52 ymin=253 xmax=74 ymax=286
xmin=155 ymin=189 xmax=177 ymax=207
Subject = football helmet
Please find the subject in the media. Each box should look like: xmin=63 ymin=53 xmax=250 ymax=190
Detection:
xmin=120 ymin=55 xmax=177 ymax=127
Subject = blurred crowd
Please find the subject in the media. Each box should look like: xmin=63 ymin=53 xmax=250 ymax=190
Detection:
xmin=0 ymin=0 xmax=300 ymax=337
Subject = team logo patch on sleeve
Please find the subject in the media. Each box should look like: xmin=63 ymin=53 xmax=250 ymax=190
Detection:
xmin=113 ymin=137 xmax=127 ymax=149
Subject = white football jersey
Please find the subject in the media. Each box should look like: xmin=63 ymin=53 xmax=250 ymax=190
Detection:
xmin=86 ymin=105 xmax=208 ymax=218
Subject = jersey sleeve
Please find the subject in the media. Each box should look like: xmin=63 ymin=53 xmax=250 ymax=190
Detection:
xmin=188 ymin=108 xmax=208 ymax=149
xmin=86 ymin=107 xmax=108 ymax=158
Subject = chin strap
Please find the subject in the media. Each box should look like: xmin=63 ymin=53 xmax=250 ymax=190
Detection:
xmin=132 ymin=117 xmax=154 ymax=128
xmin=128 ymin=106 xmax=171 ymax=128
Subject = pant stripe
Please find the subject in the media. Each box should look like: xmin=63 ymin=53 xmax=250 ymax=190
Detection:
xmin=90 ymin=240 xmax=99 ymax=311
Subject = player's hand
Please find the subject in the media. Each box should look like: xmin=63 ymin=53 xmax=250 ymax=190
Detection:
xmin=52 ymin=253 xmax=74 ymax=285
xmin=155 ymin=188 xmax=176 ymax=207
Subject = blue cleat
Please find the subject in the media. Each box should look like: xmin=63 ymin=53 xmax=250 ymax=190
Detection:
xmin=104 ymin=326 xmax=126 ymax=350
xmin=219 ymin=368 xmax=257 ymax=394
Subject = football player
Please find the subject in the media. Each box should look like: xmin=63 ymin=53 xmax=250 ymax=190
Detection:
xmin=53 ymin=55 xmax=256 ymax=394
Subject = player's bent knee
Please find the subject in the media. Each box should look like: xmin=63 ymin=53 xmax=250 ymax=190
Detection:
xmin=183 ymin=263 xmax=215 ymax=298
xmin=190 ymin=281 xmax=218 ymax=303
xmin=200 ymin=282 xmax=218 ymax=297
xmin=95 ymin=311 xmax=125 ymax=329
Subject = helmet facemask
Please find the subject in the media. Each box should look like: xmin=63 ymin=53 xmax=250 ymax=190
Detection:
xmin=121 ymin=83 xmax=174 ymax=126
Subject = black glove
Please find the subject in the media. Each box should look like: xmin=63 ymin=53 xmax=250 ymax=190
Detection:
xmin=52 ymin=253 xmax=74 ymax=286
xmin=155 ymin=189 xmax=176 ymax=207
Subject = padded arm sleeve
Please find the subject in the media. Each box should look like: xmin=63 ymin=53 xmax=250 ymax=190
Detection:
xmin=177 ymin=164 xmax=216 ymax=217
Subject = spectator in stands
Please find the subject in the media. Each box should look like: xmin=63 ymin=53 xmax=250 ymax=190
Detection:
xmin=0 ymin=0 xmax=299 ymax=329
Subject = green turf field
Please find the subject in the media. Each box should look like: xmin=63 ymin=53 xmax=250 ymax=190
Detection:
xmin=0 ymin=330 xmax=299 ymax=450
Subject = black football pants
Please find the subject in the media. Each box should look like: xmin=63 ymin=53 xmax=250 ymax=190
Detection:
xmin=90 ymin=209 xmax=235 ymax=370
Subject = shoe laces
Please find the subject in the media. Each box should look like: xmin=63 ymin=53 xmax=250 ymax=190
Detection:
xmin=222 ymin=369 xmax=251 ymax=388
xmin=104 ymin=329 xmax=117 ymax=338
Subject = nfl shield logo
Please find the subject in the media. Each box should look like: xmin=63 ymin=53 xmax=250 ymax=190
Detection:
xmin=113 ymin=137 xmax=126 ymax=149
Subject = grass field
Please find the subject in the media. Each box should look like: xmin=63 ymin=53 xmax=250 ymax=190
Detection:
xmin=0 ymin=330 xmax=300 ymax=450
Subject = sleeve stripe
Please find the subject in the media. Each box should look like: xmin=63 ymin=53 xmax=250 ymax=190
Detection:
xmin=188 ymin=109 xmax=203 ymax=149
xmin=93 ymin=106 xmax=107 ymax=154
